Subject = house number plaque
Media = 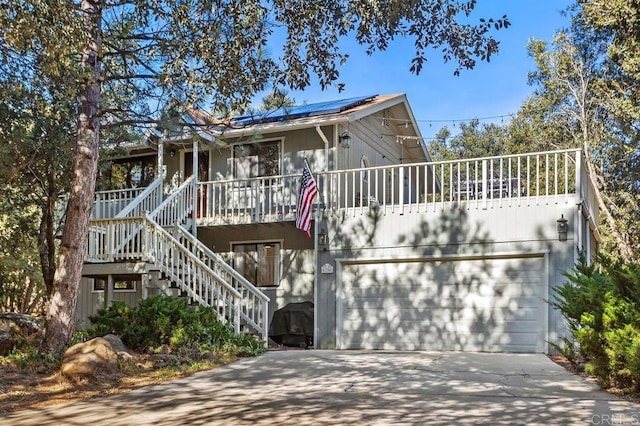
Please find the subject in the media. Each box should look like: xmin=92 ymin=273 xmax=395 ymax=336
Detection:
xmin=320 ymin=263 xmax=334 ymax=274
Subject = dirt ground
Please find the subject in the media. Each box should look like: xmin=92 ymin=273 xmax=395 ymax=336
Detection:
xmin=0 ymin=352 xmax=236 ymax=413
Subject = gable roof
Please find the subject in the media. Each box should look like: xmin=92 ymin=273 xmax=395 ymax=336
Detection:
xmin=183 ymin=93 xmax=417 ymax=139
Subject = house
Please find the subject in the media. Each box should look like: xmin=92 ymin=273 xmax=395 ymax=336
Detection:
xmin=76 ymin=93 xmax=600 ymax=353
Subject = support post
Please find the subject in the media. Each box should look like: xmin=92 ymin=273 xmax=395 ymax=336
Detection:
xmin=157 ymin=130 xmax=166 ymax=199
xmin=192 ymin=136 xmax=198 ymax=239
xmin=105 ymin=274 xmax=114 ymax=309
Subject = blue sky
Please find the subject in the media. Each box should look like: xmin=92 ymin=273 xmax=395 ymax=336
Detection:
xmin=263 ymin=1 xmax=574 ymax=141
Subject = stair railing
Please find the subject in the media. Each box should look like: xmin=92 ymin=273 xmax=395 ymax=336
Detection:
xmin=142 ymin=214 xmax=241 ymax=331
xmin=173 ymin=223 xmax=270 ymax=342
xmin=149 ymin=176 xmax=195 ymax=227
xmin=114 ymin=177 xmax=163 ymax=218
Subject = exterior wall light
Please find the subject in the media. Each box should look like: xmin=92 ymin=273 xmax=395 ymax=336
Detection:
xmin=557 ymin=214 xmax=568 ymax=241
xmin=339 ymin=132 xmax=351 ymax=149
xmin=318 ymin=228 xmax=328 ymax=250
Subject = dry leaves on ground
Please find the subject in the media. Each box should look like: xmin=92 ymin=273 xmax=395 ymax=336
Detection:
xmin=0 ymin=353 xmax=235 ymax=413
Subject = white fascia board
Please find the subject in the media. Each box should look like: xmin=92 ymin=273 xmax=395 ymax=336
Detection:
xmin=344 ymin=93 xmax=406 ymax=122
xmin=217 ymin=115 xmax=350 ymax=140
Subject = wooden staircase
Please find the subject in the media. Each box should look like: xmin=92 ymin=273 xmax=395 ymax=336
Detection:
xmin=85 ymin=175 xmax=270 ymax=342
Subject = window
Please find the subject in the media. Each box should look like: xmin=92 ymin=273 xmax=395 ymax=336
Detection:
xmin=232 ymin=242 xmax=281 ymax=287
xmin=92 ymin=276 xmax=139 ymax=292
xmin=233 ymin=141 xmax=280 ymax=179
xmin=98 ymin=155 xmax=156 ymax=190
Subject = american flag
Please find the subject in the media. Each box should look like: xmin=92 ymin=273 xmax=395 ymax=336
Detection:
xmin=296 ymin=159 xmax=318 ymax=237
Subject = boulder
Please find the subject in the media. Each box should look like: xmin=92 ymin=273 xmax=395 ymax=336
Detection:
xmin=102 ymin=334 xmax=134 ymax=362
xmin=60 ymin=337 xmax=119 ymax=380
xmin=0 ymin=313 xmax=44 ymax=356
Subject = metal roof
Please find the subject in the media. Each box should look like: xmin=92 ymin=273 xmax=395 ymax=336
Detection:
xmin=231 ymin=94 xmax=377 ymax=126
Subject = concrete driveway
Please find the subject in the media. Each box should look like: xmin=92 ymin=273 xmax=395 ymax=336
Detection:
xmin=2 ymin=350 xmax=639 ymax=425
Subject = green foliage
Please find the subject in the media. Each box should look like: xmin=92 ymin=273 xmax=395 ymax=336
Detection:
xmin=0 ymin=344 xmax=60 ymax=371
xmin=553 ymin=256 xmax=640 ymax=392
xmin=0 ymin=186 xmax=47 ymax=313
xmin=84 ymin=295 xmax=265 ymax=357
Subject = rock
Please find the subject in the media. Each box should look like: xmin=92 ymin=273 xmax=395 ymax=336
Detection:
xmin=60 ymin=337 xmax=119 ymax=380
xmin=0 ymin=313 xmax=44 ymax=356
xmin=102 ymin=334 xmax=134 ymax=362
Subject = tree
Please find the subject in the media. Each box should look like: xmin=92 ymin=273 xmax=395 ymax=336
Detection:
xmin=259 ymin=89 xmax=296 ymax=111
xmin=576 ymin=0 xmax=640 ymax=259
xmin=427 ymin=120 xmax=508 ymax=161
xmin=1 ymin=0 xmax=510 ymax=353
xmin=525 ymin=11 xmax=639 ymax=260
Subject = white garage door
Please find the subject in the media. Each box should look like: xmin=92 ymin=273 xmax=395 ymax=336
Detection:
xmin=337 ymin=255 xmax=547 ymax=352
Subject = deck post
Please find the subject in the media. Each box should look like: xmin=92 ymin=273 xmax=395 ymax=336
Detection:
xmin=575 ymin=151 xmax=583 ymax=263
xmin=157 ymin=130 xmax=165 ymax=202
xmin=399 ymin=167 xmax=405 ymax=214
xmin=105 ymin=274 xmax=114 ymax=309
xmin=192 ymin=136 xmax=198 ymax=239
xmin=482 ymin=159 xmax=488 ymax=209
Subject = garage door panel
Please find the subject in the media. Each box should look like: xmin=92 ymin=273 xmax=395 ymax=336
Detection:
xmin=338 ymin=257 xmax=547 ymax=353
xmin=342 ymin=294 xmax=544 ymax=312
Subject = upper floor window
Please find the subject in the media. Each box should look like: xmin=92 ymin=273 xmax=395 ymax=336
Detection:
xmin=233 ymin=140 xmax=280 ymax=179
xmin=98 ymin=155 xmax=156 ymax=190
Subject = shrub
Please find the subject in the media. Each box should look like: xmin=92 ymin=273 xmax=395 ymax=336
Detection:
xmin=553 ymin=256 xmax=640 ymax=392
xmin=84 ymin=294 xmax=265 ymax=358
xmin=0 ymin=344 xmax=61 ymax=371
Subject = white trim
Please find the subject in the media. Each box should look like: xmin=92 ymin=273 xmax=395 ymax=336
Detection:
xmin=313 ymin=217 xmax=319 ymax=350
xmin=229 ymin=238 xmax=285 ymax=248
xmin=335 ymin=250 xmax=548 ymax=266
xmin=544 ymin=251 xmax=550 ymax=354
xmin=179 ymin=146 xmax=212 ymax=180
xmin=335 ymin=250 xmax=550 ymax=351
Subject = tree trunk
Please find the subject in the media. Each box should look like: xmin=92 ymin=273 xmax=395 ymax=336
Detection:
xmin=42 ymin=0 xmax=102 ymax=354
xmin=38 ymin=173 xmax=56 ymax=299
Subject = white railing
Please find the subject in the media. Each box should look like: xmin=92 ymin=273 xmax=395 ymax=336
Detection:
xmin=173 ymin=224 xmax=270 ymax=341
xmin=92 ymin=187 xmax=147 ymax=219
xmin=144 ymin=217 xmax=241 ymax=332
xmin=326 ymin=149 xmax=583 ymax=216
xmin=576 ymin=151 xmax=600 ymax=238
xmin=149 ymin=176 xmax=195 ymax=227
xmin=86 ymin=217 xmax=146 ymax=262
xmin=194 ymin=149 xmax=586 ymax=224
xmin=198 ymin=174 xmax=302 ymax=225
xmin=86 ymin=215 xmax=242 ymax=333
xmin=114 ymin=177 xmax=163 ymax=218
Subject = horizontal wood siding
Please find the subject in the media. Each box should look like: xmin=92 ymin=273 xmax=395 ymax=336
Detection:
xmin=197 ymin=223 xmax=315 ymax=324
xmin=75 ymin=276 xmax=143 ymax=330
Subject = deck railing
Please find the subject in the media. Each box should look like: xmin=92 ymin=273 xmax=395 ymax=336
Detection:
xmin=326 ymin=149 xmax=583 ymax=216
xmin=198 ymin=174 xmax=302 ymax=225
xmin=194 ymin=149 xmax=589 ymax=223
xmin=86 ymin=215 xmax=242 ymax=333
xmin=92 ymin=187 xmax=147 ymax=219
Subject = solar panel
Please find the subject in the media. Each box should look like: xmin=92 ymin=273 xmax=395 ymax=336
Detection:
xmin=232 ymin=94 xmax=377 ymax=126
